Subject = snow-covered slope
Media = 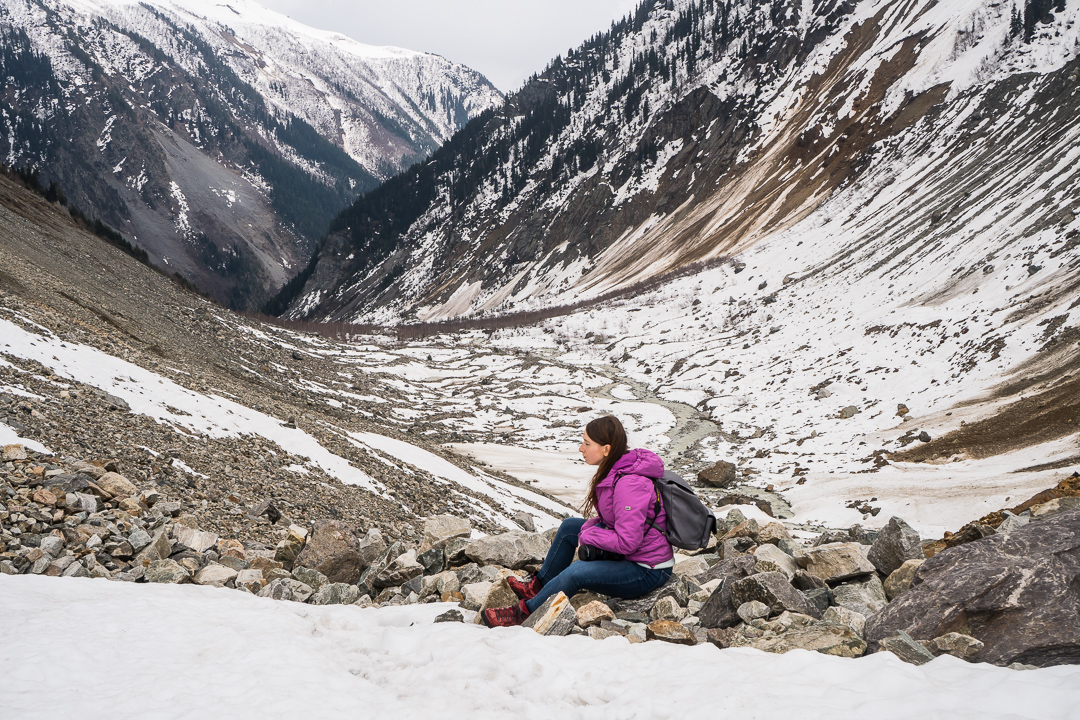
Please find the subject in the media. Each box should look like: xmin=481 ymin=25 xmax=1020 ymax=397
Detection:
xmin=0 ymin=0 xmax=501 ymax=309
xmin=3 ymin=575 xmax=1079 ymax=718
xmin=284 ymin=0 xmax=1080 ymax=324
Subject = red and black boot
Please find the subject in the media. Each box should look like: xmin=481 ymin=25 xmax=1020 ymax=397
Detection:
xmin=507 ymin=574 xmax=543 ymax=601
xmin=481 ymin=599 xmax=531 ymax=627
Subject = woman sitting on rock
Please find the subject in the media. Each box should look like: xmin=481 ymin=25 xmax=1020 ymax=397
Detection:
xmin=482 ymin=415 xmax=674 ymax=627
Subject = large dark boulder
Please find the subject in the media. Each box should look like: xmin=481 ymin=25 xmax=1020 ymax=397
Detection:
xmin=731 ymin=572 xmax=822 ymax=619
xmin=293 ymin=521 xmax=383 ymax=584
xmin=865 ymin=509 xmax=1080 ymax=667
xmin=867 ymin=516 xmax=922 ymax=576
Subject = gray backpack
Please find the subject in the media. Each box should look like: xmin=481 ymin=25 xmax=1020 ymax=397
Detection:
xmin=617 ymin=469 xmax=717 ymax=550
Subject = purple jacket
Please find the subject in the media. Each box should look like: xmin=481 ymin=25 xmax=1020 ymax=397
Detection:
xmin=578 ymin=448 xmax=674 ymax=567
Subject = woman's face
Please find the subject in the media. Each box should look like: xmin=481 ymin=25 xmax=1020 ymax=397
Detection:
xmin=579 ymin=431 xmax=611 ymax=466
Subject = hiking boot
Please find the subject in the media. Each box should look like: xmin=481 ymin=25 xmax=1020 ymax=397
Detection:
xmin=481 ymin=599 xmax=530 ymax=627
xmin=507 ymin=574 xmax=543 ymax=601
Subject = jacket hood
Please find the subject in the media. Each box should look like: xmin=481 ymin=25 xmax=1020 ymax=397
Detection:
xmin=605 ymin=448 xmax=664 ymax=483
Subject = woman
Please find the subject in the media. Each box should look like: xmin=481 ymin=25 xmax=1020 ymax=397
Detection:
xmin=482 ymin=415 xmax=674 ymax=627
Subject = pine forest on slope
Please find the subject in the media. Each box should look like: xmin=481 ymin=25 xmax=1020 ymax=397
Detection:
xmin=0 ymin=0 xmax=501 ymax=310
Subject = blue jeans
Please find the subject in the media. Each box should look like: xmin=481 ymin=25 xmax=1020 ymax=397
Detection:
xmin=525 ymin=518 xmax=672 ymax=613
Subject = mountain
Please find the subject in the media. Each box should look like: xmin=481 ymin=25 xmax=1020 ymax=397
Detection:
xmin=0 ymin=0 xmax=501 ymax=309
xmin=280 ymin=0 xmax=1079 ymax=324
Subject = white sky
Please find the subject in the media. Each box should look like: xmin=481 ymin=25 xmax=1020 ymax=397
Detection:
xmin=256 ymin=0 xmax=641 ymax=92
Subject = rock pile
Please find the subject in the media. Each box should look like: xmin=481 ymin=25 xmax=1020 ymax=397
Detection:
xmin=5 ymin=443 xmax=1077 ymax=666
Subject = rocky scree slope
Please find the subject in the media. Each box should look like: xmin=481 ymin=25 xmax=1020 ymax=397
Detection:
xmin=0 ymin=171 xmax=569 ymax=546
xmin=283 ymin=0 xmax=1080 ymax=324
xmin=0 ymin=0 xmax=501 ymax=310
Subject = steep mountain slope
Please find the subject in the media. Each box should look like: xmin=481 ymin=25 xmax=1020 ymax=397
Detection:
xmin=0 ymin=0 xmax=501 ymax=309
xmin=283 ymin=0 xmax=1079 ymax=324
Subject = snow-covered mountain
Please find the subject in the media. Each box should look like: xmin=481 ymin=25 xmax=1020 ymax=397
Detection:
xmin=0 ymin=0 xmax=501 ymax=309
xmin=282 ymin=0 xmax=1079 ymax=324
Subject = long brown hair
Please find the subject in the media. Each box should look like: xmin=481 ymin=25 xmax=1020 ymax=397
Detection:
xmin=579 ymin=415 xmax=629 ymax=518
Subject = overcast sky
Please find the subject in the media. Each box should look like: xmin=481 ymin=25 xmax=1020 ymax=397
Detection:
xmin=257 ymin=0 xmax=641 ymax=93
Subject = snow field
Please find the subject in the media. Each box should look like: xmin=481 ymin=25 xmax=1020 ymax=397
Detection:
xmin=1 ymin=575 xmax=1078 ymax=719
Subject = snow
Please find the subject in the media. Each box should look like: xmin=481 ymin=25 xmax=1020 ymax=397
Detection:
xmin=0 ymin=422 xmax=50 ymax=455
xmin=450 ymin=443 xmax=590 ymax=506
xmin=1 ymin=575 xmax=1078 ymax=719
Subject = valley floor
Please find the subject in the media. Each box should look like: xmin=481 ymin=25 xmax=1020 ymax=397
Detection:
xmin=2 ymin=574 xmax=1078 ymax=719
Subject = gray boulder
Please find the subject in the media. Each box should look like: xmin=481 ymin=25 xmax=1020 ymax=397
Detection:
xmin=522 ymin=591 xmax=576 ymax=636
xmin=879 ymin=630 xmax=935 ymax=665
xmin=867 ymin=517 xmax=922 ymax=576
xmin=371 ymin=549 xmax=424 ymax=588
xmin=698 ymin=578 xmax=740 ymax=629
xmin=865 ymin=509 xmax=1080 ymax=667
xmin=145 ymin=560 xmax=190 ymax=584
xmin=312 ymin=583 xmax=361 ymax=606
xmin=608 ymin=576 xmax=688 ymax=617
xmin=797 ymin=542 xmax=875 ymax=584
xmin=832 ymin=575 xmax=888 ymax=618
xmin=423 ymin=515 xmax=472 ymax=546
xmin=292 ymin=566 xmax=329 ymax=592
xmin=259 ymin=578 xmax=314 ymax=602
xmin=731 ymin=572 xmax=821 ymax=619
xmin=464 ymin=531 xmax=549 ymax=570
xmin=293 ymin=521 xmax=382 ymax=584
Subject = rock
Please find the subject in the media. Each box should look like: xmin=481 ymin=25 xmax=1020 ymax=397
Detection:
xmin=867 ymin=517 xmax=923 ymax=576
xmin=731 ymin=572 xmax=822 ymax=619
xmin=998 ymin=511 xmax=1030 ymax=534
xmin=292 ymin=566 xmax=329 ymax=592
xmin=737 ymin=600 xmax=771 ymax=623
xmin=444 ymin=537 xmax=470 ymax=565
xmin=917 ymin=431 xmax=932 ymax=443
xmin=372 ymin=549 xmax=424 ymax=588
xmin=522 ymin=591 xmax=576 ymax=636
xmin=720 ymin=518 xmax=759 ymax=542
xmin=194 ymin=563 xmax=238 ymax=587
xmin=118 ymin=498 xmax=143 ymax=515
xmin=706 ymin=627 xmax=739 ymax=648
xmin=839 ymin=405 xmax=859 ymax=419
xmin=1029 ymin=497 xmax=1080 ymax=519
xmin=3 ymin=444 xmax=28 ymax=461
xmin=608 ymin=576 xmax=687 ymax=617
xmin=884 ymin=559 xmax=924 ymax=600
xmin=754 ymin=544 xmax=797 ymax=580
xmin=698 ymin=460 xmax=737 ymax=488
xmin=896 ymin=404 xmax=910 ymax=417
xmin=434 ymin=609 xmax=464 ymax=623
xmin=587 ymin=626 xmax=623 ymax=640
xmin=645 ymin=619 xmax=696 ymax=645
xmin=460 ymin=581 xmax=493 ymax=611
xmin=879 ymin=630 xmax=936 ymax=665
xmin=929 ymin=632 xmax=984 ymax=660
xmin=174 ymin=525 xmax=219 ymax=553
xmin=423 ymin=515 xmax=472 ymax=546
xmin=865 ymin=509 xmax=1080 ymax=667
xmin=715 ymin=509 xmax=747 ymax=536
xmin=417 ymin=545 xmax=445 ymax=575
xmin=127 ymin=529 xmax=152 ymax=553
xmin=803 ymin=587 xmax=833 ymax=615
xmin=822 ymin=606 xmax=866 ymax=636
xmin=39 ymin=535 xmax=64 ymax=557
xmin=156 ymin=501 xmax=182 ymax=517
xmin=135 ymin=529 xmax=172 ymax=565
xmin=576 ymin=601 xmax=615 ymax=628
xmin=145 ymin=559 xmax=190 ymax=584
xmin=312 ymin=583 xmax=361 ymax=606
xmin=72 ymin=492 xmax=99 ymax=513
xmin=797 ymin=542 xmax=875 ymax=584
xmin=464 ymin=531 xmax=549 ymax=570
xmin=741 ymin=622 xmax=867 ymax=658
xmin=512 ymin=512 xmax=536 ymax=532
xmin=235 ymin=569 xmax=265 ymax=593
xmin=95 ymin=472 xmax=138 ymax=498
xmin=833 ymin=575 xmax=888 ymax=618
xmin=698 ymin=554 xmax=758 ymax=584
xmin=273 ymin=525 xmax=308 ymax=566
xmin=249 ymin=499 xmax=282 ymax=524
xmin=293 ymin=520 xmax=378 ymax=584
xmin=673 ymin=555 xmax=709 ymax=578
xmin=258 ymin=578 xmax=313 ymax=603
xmin=650 ymin=596 xmax=688 ymax=622
xmin=569 ymin=591 xmax=607 ymax=610
xmin=757 ymin=522 xmax=792 ymax=546
xmin=698 ymin=578 xmax=740 ymax=629
xmin=217 ymin=539 xmax=246 ymax=559
xmin=32 ymin=489 xmax=57 ymax=506
xmin=61 ymin=561 xmax=89 ymax=579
